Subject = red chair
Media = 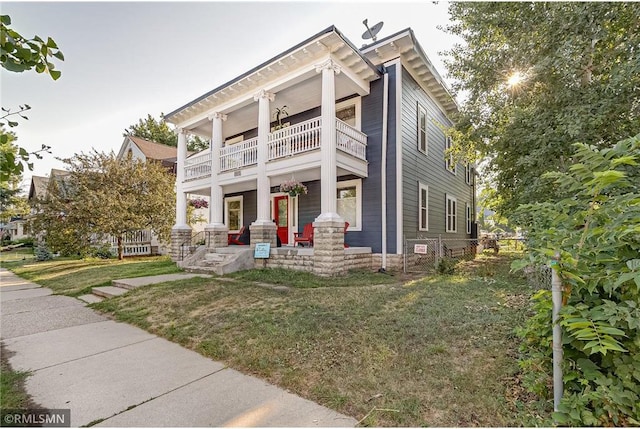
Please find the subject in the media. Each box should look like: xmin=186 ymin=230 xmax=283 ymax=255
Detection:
xmin=343 ymin=221 xmax=350 ymax=248
xmin=228 ymin=226 xmax=246 ymax=245
xmin=294 ymin=223 xmax=314 ymax=247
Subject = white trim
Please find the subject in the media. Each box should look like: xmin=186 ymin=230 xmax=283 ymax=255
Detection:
xmin=337 ymin=178 xmax=362 ymax=231
xmin=224 ymin=195 xmax=243 ymax=233
xmin=418 ymin=182 xmax=429 ymax=231
xmin=466 ymin=202 xmax=472 ymax=235
xmin=417 ymin=103 xmax=428 ymax=155
xmin=336 ymin=97 xmax=362 ymax=131
xmin=392 ymin=59 xmax=404 ymax=255
xmin=445 ymin=135 xmax=456 ymax=175
xmin=465 ymin=163 xmax=472 ymax=185
xmin=446 ymin=194 xmax=457 ymax=233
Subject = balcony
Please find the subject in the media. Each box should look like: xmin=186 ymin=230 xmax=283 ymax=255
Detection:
xmin=184 ymin=116 xmax=367 ymax=183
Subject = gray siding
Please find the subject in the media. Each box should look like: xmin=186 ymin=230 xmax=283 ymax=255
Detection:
xmin=401 ymin=67 xmax=474 ymax=239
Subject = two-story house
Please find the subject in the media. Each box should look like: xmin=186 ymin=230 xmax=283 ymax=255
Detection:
xmin=165 ymin=26 xmax=475 ymax=275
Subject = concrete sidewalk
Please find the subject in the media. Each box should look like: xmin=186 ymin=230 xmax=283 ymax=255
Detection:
xmin=0 ymin=268 xmax=356 ymax=427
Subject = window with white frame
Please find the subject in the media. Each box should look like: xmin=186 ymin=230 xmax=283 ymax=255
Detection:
xmin=446 ymin=194 xmax=457 ymax=233
xmin=336 ymin=98 xmax=361 ymax=130
xmin=465 ymin=163 xmax=472 ymax=185
xmin=418 ymin=183 xmax=429 ymax=231
xmin=445 ymin=136 xmax=456 ymax=174
xmin=466 ymin=202 xmax=472 ymax=234
xmin=417 ymin=104 xmax=428 ymax=154
xmin=224 ymin=196 xmax=243 ymax=233
xmin=336 ymin=179 xmax=362 ymax=231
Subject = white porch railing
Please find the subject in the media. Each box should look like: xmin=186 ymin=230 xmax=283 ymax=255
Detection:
xmin=220 ymin=137 xmax=258 ymax=172
xmin=336 ymin=118 xmax=367 ymax=161
xmin=190 ymin=116 xmax=367 ymax=177
xmin=185 ymin=151 xmax=212 ymax=181
xmin=268 ymin=117 xmax=322 ymax=160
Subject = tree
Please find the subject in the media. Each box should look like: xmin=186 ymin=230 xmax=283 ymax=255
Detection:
xmin=0 ymin=128 xmax=29 ymax=223
xmin=1 ymin=15 xmax=62 ymax=181
xmin=443 ymin=2 xmax=640 ymax=217
xmin=30 ymin=151 xmax=176 ymax=259
xmin=124 ymin=113 xmax=210 ymax=152
xmin=513 ymin=135 xmax=640 ymax=426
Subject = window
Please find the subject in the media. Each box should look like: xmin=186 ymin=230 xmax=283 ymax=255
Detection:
xmin=446 ymin=194 xmax=457 ymax=233
xmin=224 ymin=196 xmax=243 ymax=232
xmin=418 ymin=183 xmax=429 ymax=231
xmin=465 ymin=163 xmax=472 ymax=185
xmin=466 ymin=202 xmax=472 ymax=234
xmin=445 ymin=136 xmax=456 ymax=174
xmin=417 ymin=104 xmax=427 ymax=154
xmin=336 ymin=98 xmax=361 ymax=130
xmin=336 ymin=179 xmax=362 ymax=231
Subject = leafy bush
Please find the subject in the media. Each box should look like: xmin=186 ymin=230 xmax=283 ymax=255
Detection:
xmin=90 ymin=245 xmax=114 ymax=259
xmin=436 ymin=257 xmax=458 ymax=275
xmin=14 ymin=237 xmax=34 ymax=247
xmin=34 ymin=244 xmax=53 ymax=261
xmin=512 ymin=135 xmax=640 ymax=426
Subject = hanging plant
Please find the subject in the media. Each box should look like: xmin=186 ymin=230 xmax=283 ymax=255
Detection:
xmin=188 ymin=198 xmax=209 ymax=209
xmin=279 ymin=180 xmax=307 ymax=197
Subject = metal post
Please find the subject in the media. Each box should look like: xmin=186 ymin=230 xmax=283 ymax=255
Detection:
xmin=550 ymin=252 xmax=563 ymax=412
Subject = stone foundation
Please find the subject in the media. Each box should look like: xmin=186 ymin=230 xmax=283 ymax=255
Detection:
xmin=205 ymin=225 xmax=229 ymax=251
xmin=371 ymin=254 xmax=404 ymax=271
xmin=170 ymin=226 xmax=192 ymax=262
xmin=264 ymin=248 xmax=314 ymax=272
xmin=250 ymin=222 xmax=277 ymax=268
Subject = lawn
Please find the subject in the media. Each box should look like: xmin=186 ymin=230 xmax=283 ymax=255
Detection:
xmin=92 ymin=252 xmax=551 ymax=426
xmin=2 ymin=255 xmax=182 ymax=296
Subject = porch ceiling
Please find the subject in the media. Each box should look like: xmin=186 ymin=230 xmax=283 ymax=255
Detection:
xmin=188 ymin=72 xmax=359 ymax=140
xmin=166 ymin=26 xmax=380 ymax=136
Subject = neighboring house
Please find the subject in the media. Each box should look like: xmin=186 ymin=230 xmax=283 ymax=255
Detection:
xmin=164 ymin=25 xmax=476 ymax=274
xmin=1 ymin=218 xmax=28 ymax=241
xmin=116 ymin=136 xmax=210 ymax=234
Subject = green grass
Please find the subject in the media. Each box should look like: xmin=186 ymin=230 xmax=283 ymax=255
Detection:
xmin=92 ymin=253 xmax=551 ymax=426
xmin=228 ymin=267 xmax=399 ymax=288
xmin=4 ymin=255 xmax=182 ymax=296
xmin=0 ymin=248 xmax=35 ymax=264
xmin=0 ymin=345 xmax=32 ymax=410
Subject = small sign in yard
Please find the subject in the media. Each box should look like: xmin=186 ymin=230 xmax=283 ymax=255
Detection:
xmin=254 ymin=243 xmax=271 ymax=259
xmin=414 ymin=244 xmax=428 ymax=254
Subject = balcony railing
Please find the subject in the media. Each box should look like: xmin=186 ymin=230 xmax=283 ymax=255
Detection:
xmin=269 ymin=117 xmax=322 ymax=160
xmin=220 ymin=137 xmax=258 ymax=172
xmin=336 ymin=118 xmax=367 ymax=160
xmin=190 ymin=116 xmax=367 ymax=177
xmin=185 ymin=151 xmax=212 ymax=181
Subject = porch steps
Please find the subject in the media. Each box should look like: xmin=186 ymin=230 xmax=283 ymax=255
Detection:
xmin=184 ymin=248 xmax=254 ymax=276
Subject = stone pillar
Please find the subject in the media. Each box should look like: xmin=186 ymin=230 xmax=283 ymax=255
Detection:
xmin=315 ymin=58 xmax=341 ymax=222
xmin=205 ymin=112 xmax=228 ymax=250
xmin=312 ymin=220 xmax=345 ymax=277
xmin=171 ymin=227 xmax=192 ymax=262
xmin=171 ymin=128 xmax=191 ymax=261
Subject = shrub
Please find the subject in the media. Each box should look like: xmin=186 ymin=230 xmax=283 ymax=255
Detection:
xmin=436 ymin=257 xmax=458 ymax=275
xmin=90 ymin=245 xmax=114 ymax=259
xmin=512 ymin=135 xmax=640 ymax=426
xmin=34 ymin=245 xmax=53 ymax=262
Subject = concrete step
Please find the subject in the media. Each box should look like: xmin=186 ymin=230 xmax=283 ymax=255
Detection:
xmin=204 ymin=253 xmax=226 ymax=262
xmin=92 ymin=286 xmax=130 ymax=299
xmin=77 ymin=294 xmax=104 ymax=304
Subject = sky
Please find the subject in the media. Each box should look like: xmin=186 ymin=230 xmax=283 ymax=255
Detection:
xmin=1 ymin=1 xmax=461 ymax=191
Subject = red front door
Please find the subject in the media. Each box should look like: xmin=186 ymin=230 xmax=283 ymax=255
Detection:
xmin=274 ymin=195 xmax=289 ymax=245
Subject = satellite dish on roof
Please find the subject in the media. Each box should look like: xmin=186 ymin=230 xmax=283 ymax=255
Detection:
xmin=362 ymin=19 xmax=384 ymax=42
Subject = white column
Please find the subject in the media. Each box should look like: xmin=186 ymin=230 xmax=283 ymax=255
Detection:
xmin=253 ymin=89 xmax=275 ymax=225
xmin=315 ymin=58 xmax=342 ymax=222
xmin=174 ymin=128 xmax=189 ymax=228
xmin=208 ymin=112 xmax=227 ymax=227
